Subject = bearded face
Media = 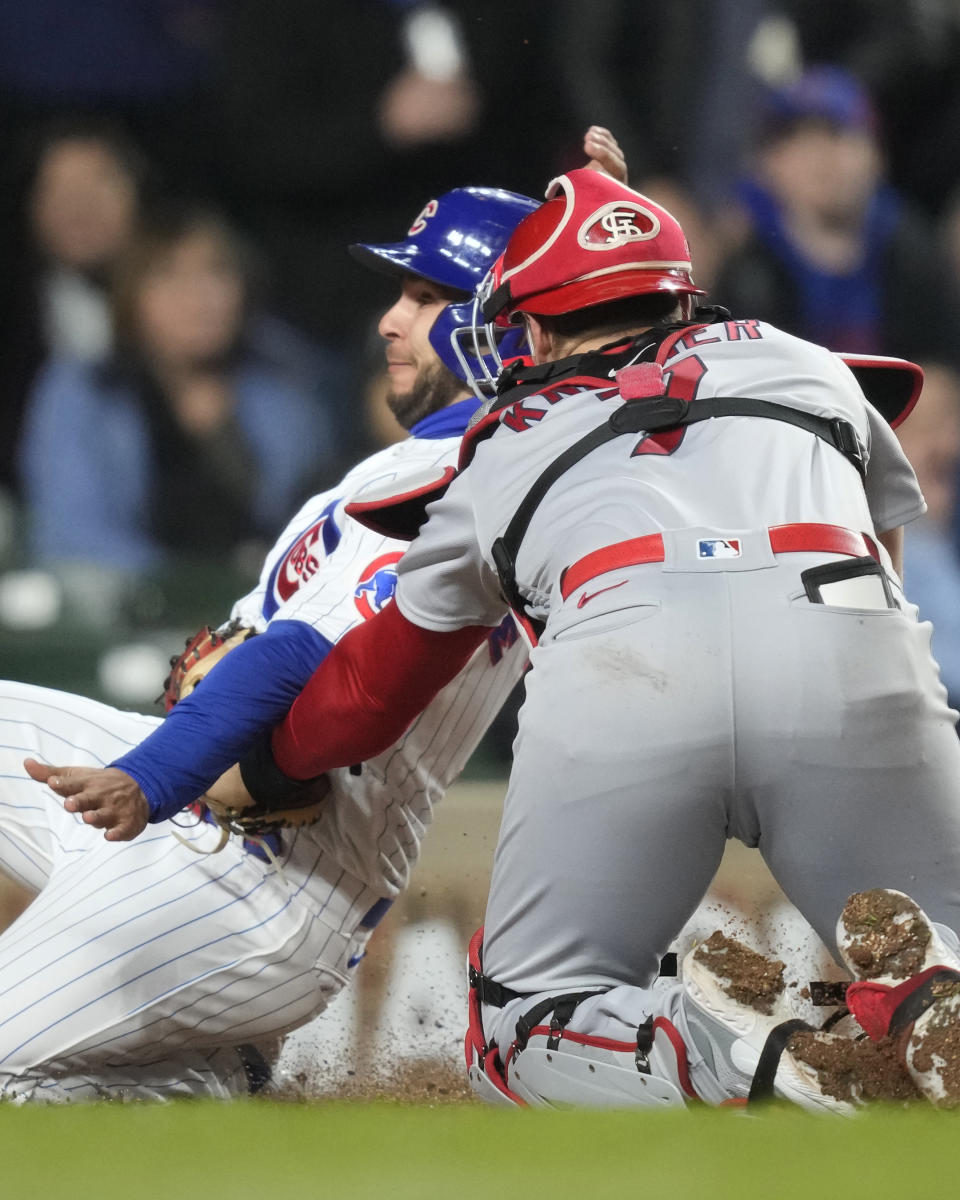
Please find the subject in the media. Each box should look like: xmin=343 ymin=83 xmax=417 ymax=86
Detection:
xmin=378 ymin=276 xmax=469 ymax=430
xmin=385 ymin=357 xmax=465 ymax=429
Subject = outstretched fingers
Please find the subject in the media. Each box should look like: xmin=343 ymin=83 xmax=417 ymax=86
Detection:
xmin=22 ymin=760 xmax=150 ymax=841
xmin=24 ymin=759 xmax=87 ymax=795
xmin=584 ymin=125 xmax=628 ymax=184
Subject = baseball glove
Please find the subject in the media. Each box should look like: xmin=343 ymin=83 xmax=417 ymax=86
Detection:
xmin=161 ymin=619 xmax=259 ymax=712
xmin=162 ymin=621 xmax=330 ymax=838
xmin=200 ymin=762 xmax=331 ymax=838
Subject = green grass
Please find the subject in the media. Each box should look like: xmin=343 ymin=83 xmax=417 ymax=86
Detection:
xmin=3 ymin=1099 xmax=957 ymax=1199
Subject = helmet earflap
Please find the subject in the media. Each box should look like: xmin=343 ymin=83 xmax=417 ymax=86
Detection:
xmin=430 ymin=256 xmax=530 ymax=400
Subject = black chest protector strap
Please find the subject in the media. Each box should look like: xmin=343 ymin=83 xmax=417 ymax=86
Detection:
xmin=490 ymin=392 xmax=866 ymax=624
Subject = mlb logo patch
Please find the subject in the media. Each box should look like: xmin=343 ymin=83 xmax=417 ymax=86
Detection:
xmin=697 ymin=538 xmax=741 ymax=559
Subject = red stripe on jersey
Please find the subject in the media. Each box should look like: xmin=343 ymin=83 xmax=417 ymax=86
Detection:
xmin=631 ymin=427 xmax=687 ymax=457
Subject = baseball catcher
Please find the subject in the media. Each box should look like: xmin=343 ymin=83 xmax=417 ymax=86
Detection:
xmin=224 ymin=168 xmax=960 ymax=1110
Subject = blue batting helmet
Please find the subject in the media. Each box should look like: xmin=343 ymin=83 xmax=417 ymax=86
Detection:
xmin=349 ymin=186 xmax=539 ymax=295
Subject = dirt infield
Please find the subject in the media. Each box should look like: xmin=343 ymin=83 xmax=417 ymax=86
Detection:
xmin=0 ymin=778 xmax=823 ymax=1102
xmin=274 ymin=780 xmax=826 ymax=1097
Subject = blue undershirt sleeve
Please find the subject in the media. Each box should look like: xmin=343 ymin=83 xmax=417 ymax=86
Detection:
xmin=110 ymin=619 xmax=333 ymax=822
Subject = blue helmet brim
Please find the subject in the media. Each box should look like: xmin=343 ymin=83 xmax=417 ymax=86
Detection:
xmin=349 ymin=187 xmax=539 ymax=295
xmin=348 ymin=241 xmax=473 ymax=295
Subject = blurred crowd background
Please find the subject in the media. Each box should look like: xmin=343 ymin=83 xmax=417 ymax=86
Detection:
xmin=3 ymin=0 xmax=960 ymax=766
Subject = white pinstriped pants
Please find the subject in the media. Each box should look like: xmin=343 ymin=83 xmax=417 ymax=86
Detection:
xmin=0 ymin=683 xmax=378 ymax=1102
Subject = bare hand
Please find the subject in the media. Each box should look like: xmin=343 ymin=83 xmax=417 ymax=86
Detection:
xmin=583 ymin=125 xmax=628 ymax=184
xmin=24 ymin=759 xmax=150 ymax=841
xmin=379 ymin=68 xmax=481 ymax=147
xmin=203 ymin=762 xmax=254 ymax=813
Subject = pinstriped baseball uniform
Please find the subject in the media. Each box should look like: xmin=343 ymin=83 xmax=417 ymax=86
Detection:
xmin=388 ymin=320 xmax=960 ymax=1059
xmin=0 ymin=423 xmax=526 ymax=1102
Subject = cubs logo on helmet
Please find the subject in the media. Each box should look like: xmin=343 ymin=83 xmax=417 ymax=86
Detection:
xmin=483 ymin=168 xmax=704 ymax=322
xmin=349 ymin=187 xmax=539 ymax=295
xmin=354 ymin=551 xmax=404 ymax=620
xmin=408 ymin=199 xmax=439 ymax=237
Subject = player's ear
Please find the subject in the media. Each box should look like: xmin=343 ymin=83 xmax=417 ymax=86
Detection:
xmin=524 ymin=314 xmax=553 ymax=364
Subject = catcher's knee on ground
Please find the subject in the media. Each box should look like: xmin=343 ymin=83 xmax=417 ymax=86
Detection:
xmin=465 ymin=930 xmax=693 ymax=1108
xmin=465 ymin=929 xmax=859 ymax=1112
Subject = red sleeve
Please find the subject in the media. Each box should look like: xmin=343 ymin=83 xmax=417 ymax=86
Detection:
xmin=270 ymin=601 xmax=491 ymax=779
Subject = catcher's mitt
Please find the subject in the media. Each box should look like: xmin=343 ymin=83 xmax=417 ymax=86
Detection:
xmin=162 ymin=622 xmax=331 ymax=839
xmin=161 ymin=619 xmax=259 ymax=712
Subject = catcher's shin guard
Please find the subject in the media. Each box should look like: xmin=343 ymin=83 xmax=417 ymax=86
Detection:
xmin=465 ymin=927 xmax=524 ymax=1106
xmin=504 ymin=1021 xmax=693 ymax=1109
xmin=465 ymin=928 xmax=692 ymax=1109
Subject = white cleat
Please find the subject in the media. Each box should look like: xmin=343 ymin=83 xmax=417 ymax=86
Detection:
xmin=683 ymin=932 xmax=857 ymax=1113
xmin=837 ymin=889 xmax=960 ymax=982
xmin=839 ymin=889 xmax=960 ymax=1108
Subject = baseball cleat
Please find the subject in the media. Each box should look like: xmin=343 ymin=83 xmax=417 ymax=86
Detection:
xmin=785 ymin=1028 xmax=920 ymax=1107
xmin=683 ymin=932 xmax=857 ymax=1113
xmin=837 ymin=889 xmax=960 ymax=982
xmin=839 ymin=889 xmax=960 ymax=1107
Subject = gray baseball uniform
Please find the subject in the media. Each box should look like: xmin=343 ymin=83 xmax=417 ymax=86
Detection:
xmin=382 ymin=317 xmax=960 ymax=1098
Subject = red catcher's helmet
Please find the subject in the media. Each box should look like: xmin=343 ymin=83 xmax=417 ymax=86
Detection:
xmin=482 ymin=168 xmax=705 ymax=323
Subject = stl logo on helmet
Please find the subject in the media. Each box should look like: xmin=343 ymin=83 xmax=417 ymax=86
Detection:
xmin=354 ymin=551 xmax=403 ymax=620
xmin=408 ymin=199 xmax=439 ymax=237
xmin=578 ymin=202 xmax=662 ymax=250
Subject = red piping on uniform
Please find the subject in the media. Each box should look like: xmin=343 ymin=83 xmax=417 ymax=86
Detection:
xmin=560 ymin=521 xmax=879 ymax=601
xmin=458 ymin=407 xmax=504 ymax=470
xmin=657 ymin=324 xmax=710 ymax=365
xmin=512 ymin=609 xmax=540 ymax=648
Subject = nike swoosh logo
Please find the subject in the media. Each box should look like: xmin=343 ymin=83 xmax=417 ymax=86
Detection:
xmin=577 ymin=579 xmax=628 ymax=608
